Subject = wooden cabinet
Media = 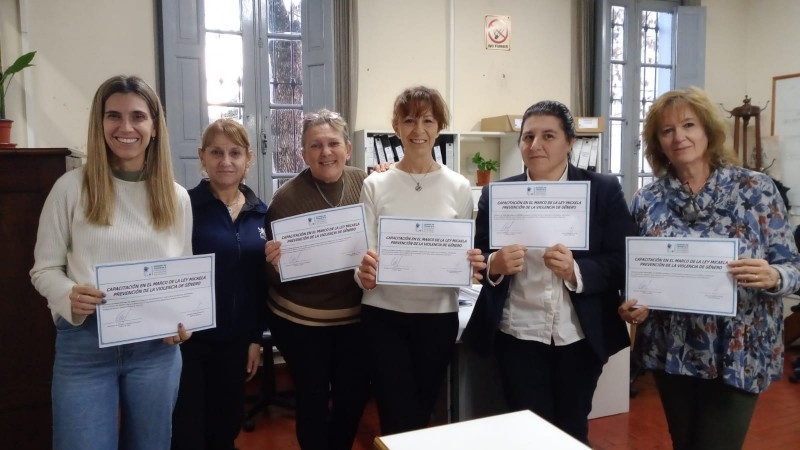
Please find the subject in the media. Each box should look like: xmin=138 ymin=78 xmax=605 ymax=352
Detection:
xmin=0 ymin=148 xmax=71 ymax=448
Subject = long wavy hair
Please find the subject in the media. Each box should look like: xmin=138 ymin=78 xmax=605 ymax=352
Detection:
xmin=83 ymin=75 xmax=177 ymax=229
xmin=643 ymin=87 xmax=739 ymax=178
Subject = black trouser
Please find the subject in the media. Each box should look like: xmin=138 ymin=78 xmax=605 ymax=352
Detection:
xmin=171 ymin=338 xmax=249 ymax=450
xmin=267 ymin=311 xmax=370 ymax=450
xmin=653 ymin=370 xmax=759 ymax=450
xmin=361 ymin=304 xmax=458 ymax=436
xmin=494 ymin=331 xmax=603 ymax=445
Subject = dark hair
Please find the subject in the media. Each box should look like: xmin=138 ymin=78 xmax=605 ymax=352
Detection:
xmin=518 ymin=100 xmax=576 ymax=143
xmin=391 ymin=86 xmax=450 ymax=131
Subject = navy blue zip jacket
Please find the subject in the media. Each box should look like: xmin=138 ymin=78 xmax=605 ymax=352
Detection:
xmin=188 ymin=180 xmax=268 ymax=344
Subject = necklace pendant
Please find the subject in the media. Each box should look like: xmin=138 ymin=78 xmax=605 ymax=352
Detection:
xmin=227 ymin=206 xmax=233 ymax=215
xmin=415 ymin=184 xmax=422 ymax=192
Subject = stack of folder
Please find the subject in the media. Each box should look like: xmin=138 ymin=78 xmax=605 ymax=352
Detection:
xmin=365 ymin=133 xmax=456 ymax=172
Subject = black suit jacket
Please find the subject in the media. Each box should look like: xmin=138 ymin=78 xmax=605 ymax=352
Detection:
xmin=462 ymin=165 xmax=636 ymax=363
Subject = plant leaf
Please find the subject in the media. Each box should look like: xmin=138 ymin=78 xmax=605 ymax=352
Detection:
xmin=2 ymin=51 xmax=36 ymax=80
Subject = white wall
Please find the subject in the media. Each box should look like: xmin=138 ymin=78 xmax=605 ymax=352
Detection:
xmin=4 ymin=0 xmax=799 ymax=162
xmin=702 ymin=0 xmax=800 ymax=165
xmin=1 ymin=0 xmax=27 ymax=144
xmin=353 ymin=0 xmax=572 ymax=132
xmin=2 ymin=0 xmax=157 ymax=151
xmin=702 ymin=0 xmax=800 ymax=224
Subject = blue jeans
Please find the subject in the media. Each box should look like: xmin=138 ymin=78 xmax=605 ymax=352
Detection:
xmin=52 ymin=314 xmax=182 ymax=450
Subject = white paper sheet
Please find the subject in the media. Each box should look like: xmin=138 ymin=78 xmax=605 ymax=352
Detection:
xmin=271 ymin=204 xmax=369 ymax=282
xmin=95 ymin=254 xmax=216 ymax=347
xmin=626 ymin=237 xmax=739 ymax=316
xmin=489 ymin=181 xmax=590 ymax=249
xmin=377 ymin=216 xmax=474 ymax=287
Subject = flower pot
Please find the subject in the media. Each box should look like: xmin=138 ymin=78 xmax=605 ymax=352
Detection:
xmin=476 ymin=169 xmax=492 ymax=186
xmin=0 ymin=119 xmax=17 ymax=149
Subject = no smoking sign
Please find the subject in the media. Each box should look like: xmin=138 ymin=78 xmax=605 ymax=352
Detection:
xmin=485 ymin=15 xmax=511 ymax=51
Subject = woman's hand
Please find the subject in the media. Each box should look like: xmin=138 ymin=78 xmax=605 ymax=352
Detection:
xmin=618 ymin=299 xmax=649 ymax=325
xmin=357 ymin=249 xmax=379 ymax=290
xmin=489 ymin=244 xmax=527 ymax=277
xmin=265 ymin=240 xmax=281 ymax=268
xmin=372 ymin=162 xmax=393 ymax=173
xmin=69 ymin=285 xmax=105 ymax=317
xmin=164 ymin=323 xmax=192 ymax=345
xmin=728 ymin=258 xmax=781 ymax=290
xmin=468 ymin=249 xmax=487 ymax=281
xmin=544 ymin=243 xmax=576 ymax=284
xmin=246 ymin=342 xmax=261 ymax=382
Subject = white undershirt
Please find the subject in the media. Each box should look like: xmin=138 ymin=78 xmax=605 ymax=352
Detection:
xmin=488 ymin=167 xmax=585 ymax=345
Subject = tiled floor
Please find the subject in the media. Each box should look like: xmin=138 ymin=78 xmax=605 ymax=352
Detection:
xmin=235 ymin=347 xmax=800 ymax=450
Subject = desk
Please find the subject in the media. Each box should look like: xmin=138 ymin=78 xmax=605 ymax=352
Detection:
xmin=373 ymin=410 xmax=589 ymax=450
xmin=451 ymin=286 xmax=629 ymax=422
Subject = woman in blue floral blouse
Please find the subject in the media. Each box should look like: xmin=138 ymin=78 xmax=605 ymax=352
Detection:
xmin=619 ymin=87 xmax=800 ymax=450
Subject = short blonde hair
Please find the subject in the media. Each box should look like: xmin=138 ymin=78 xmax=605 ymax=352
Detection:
xmin=643 ymin=87 xmax=739 ymax=178
xmin=301 ymin=109 xmax=350 ymax=147
xmin=200 ymin=118 xmax=253 ymax=183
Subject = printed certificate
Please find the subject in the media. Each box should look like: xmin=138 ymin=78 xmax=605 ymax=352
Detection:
xmin=95 ymin=254 xmax=216 ymax=347
xmin=377 ymin=216 xmax=474 ymax=287
xmin=489 ymin=181 xmax=590 ymax=249
xmin=626 ymin=237 xmax=739 ymax=316
xmin=271 ymin=204 xmax=369 ymax=282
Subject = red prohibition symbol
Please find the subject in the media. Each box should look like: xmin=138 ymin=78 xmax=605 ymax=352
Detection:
xmin=487 ymin=18 xmax=509 ymax=44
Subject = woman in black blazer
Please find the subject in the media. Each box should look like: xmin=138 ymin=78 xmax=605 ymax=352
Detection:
xmin=462 ymin=100 xmax=636 ymax=445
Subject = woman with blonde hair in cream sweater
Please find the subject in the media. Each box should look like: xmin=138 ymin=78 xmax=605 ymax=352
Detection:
xmin=30 ymin=75 xmax=192 ymax=450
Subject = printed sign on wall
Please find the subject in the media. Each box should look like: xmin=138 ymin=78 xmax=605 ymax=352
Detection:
xmin=485 ymin=15 xmax=511 ymax=51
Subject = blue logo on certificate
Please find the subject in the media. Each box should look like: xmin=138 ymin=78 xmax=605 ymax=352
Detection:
xmin=666 ymin=242 xmax=689 ymax=253
xmin=527 ymin=185 xmax=547 ymax=196
xmin=307 ymin=214 xmax=329 ymax=227
xmin=415 ymin=222 xmax=435 ymax=233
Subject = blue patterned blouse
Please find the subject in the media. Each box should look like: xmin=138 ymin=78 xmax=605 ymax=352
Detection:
xmin=631 ymin=165 xmax=800 ymax=393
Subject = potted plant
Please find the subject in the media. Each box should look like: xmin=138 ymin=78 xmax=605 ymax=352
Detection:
xmin=0 ymin=50 xmax=36 ymax=147
xmin=471 ymin=151 xmax=499 ymax=186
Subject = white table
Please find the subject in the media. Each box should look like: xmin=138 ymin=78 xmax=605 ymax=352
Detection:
xmin=373 ymin=410 xmax=590 ymax=450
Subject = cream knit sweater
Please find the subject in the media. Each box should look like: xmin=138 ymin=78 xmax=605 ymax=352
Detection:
xmin=30 ymin=168 xmax=193 ymax=326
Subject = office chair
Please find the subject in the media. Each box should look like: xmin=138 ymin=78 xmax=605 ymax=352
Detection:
xmin=242 ymin=329 xmax=295 ymax=432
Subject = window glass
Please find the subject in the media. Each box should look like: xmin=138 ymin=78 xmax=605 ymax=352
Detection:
xmin=205 ymin=33 xmax=244 ymax=105
xmin=268 ymin=39 xmax=303 ymax=104
xmin=205 ymin=0 xmax=241 ymax=31
xmin=268 ymin=0 xmax=302 ymax=33
xmin=270 ymin=108 xmax=304 ymax=174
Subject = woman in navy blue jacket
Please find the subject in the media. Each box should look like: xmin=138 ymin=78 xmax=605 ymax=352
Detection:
xmin=171 ymin=118 xmax=268 ymax=450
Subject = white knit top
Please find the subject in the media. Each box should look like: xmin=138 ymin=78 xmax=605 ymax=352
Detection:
xmin=357 ymin=164 xmax=474 ymax=314
xmin=30 ymin=167 xmax=193 ymax=325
